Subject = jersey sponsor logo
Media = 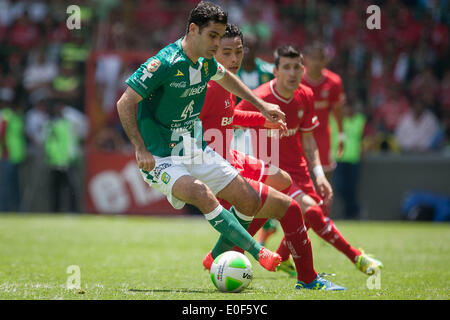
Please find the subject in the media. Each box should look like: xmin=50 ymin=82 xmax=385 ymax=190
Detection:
xmin=180 ymin=100 xmax=195 ymax=120
xmin=175 ymin=69 xmax=184 ymax=77
xmin=152 ymin=162 xmax=172 ymax=180
xmin=180 ymin=83 xmax=207 ymax=98
xmin=221 ymin=116 xmax=233 ymax=126
xmin=173 ymin=100 xmax=200 ymax=124
xmin=170 ymin=81 xmax=187 ymax=88
xmin=147 ymin=59 xmax=161 ymax=72
xmin=216 ymin=63 xmax=225 ymax=77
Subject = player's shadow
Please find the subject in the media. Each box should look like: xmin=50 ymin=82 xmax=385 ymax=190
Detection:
xmin=129 ymin=288 xmax=216 ymax=294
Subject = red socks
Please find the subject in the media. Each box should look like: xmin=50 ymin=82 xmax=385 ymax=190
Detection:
xmin=303 ymin=205 xmax=361 ymax=262
xmin=278 ymin=199 xmax=317 ymax=283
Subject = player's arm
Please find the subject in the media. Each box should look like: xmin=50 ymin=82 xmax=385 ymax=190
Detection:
xmin=215 ymin=70 xmax=285 ymax=124
xmin=116 ymin=86 xmax=155 ymax=172
xmin=233 ymin=109 xmax=286 ymax=131
xmin=332 ymin=100 xmax=345 ymax=158
xmin=301 ymin=132 xmax=333 ymax=204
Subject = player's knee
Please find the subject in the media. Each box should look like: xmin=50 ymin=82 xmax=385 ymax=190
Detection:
xmin=304 ymin=205 xmax=324 ymax=222
xmin=278 ymin=169 xmax=292 ymax=190
xmin=188 ymin=181 xmax=214 ymax=207
xmin=265 ymin=167 xmax=292 ymax=192
xmin=236 ymin=190 xmax=261 ymax=217
xmin=296 ymin=194 xmax=319 ymax=213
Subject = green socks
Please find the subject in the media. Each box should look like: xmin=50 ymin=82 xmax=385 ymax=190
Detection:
xmin=205 ymin=205 xmax=260 ymax=260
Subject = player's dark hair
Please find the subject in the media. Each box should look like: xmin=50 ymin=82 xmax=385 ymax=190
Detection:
xmin=223 ymin=23 xmax=243 ymax=44
xmin=274 ymin=45 xmax=303 ymax=68
xmin=186 ymin=1 xmax=228 ymax=34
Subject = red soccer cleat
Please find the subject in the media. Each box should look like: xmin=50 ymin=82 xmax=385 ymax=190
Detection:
xmin=258 ymin=247 xmax=281 ymax=272
xmin=203 ymin=251 xmax=214 ymax=271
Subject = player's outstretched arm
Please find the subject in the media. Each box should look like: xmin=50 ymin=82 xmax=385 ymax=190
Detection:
xmin=117 ymin=86 xmax=155 ymax=172
xmin=215 ymin=70 xmax=286 ymax=124
xmin=301 ymin=132 xmax=333 ymax=204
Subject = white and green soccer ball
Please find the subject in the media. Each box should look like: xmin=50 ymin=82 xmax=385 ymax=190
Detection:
xmin=210 ymin=251 xmax=253 ymax=293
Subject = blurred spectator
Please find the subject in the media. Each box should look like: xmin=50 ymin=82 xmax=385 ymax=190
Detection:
xmin=94 ymin=122 xmax=127 ymax=153
xmin=239 ymin=6 xmax=272 ymax=52
xmin=45 ymin=103 xmax=78 ymax=213
xmin=21 ymin=99 xmax=49 ymax=212
xmin=374 ymin=85 xmax=411 ymax=134
xmin=237 ymin=33 xmax=274 ymax=90
xmin=234 ymin=33 xmax=274 ymax=155
xmin=395 ymin=99 xmax=442 ymax=153
xmin=331 ymin=98 xmax=366 ymax=219
xmin=52 ymin=62 xmax=82 ymax=109
xmin=7 ymin=12 xmax=39 ymax=50
xmin=23 ymin=48 xmax=58 ymax=104
xmin=0 ymin=102 xmax=26 ymax=212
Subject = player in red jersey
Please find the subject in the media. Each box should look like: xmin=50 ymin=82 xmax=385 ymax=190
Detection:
xmin=237 ymin=44 xmax=384 ymax=276
xmin=200 ymin=24 xmax=346 ymax=290
xmin=301 ymin=41 xmax=346 ymax=180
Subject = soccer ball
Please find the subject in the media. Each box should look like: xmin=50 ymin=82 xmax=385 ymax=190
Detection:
xmin=210 ymin=251 xmax=253 ymax=293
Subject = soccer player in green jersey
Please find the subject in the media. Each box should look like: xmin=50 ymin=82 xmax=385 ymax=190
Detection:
xmin=116 ymin=1 xmax=284 ymax=272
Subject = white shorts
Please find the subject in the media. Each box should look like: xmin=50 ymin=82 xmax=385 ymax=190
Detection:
xmin=140 ymin=146 xmax=239 ymax=210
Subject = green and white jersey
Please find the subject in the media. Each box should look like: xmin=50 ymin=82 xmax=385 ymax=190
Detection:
xmin=237 ymin=57 xmax=274 ymax=90
xmin=126 ymin=38 xmax=226 ymax=157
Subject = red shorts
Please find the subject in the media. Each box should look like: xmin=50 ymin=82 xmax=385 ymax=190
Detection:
xmin=218 ymin=177 xmax=269 ymax=211
xmin=231 ymin=149 xmax=270 ymax=183
xmin=285 ymin=168 xmax=323 ymax=206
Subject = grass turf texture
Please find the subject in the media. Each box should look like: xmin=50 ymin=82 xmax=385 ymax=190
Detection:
xmin=0 ymin=214 xmax=448 ymax=300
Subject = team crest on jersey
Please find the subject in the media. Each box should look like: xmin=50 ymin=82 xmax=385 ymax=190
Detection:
xmin=147 ymin=59 xmax=161 ymax=72
xmin=298 ymin=109 xmax=304 ymax=119
xmin=225 ymin=99 xmax=231 ymax=109
xmin=321 ymin=90 xmax=329 ymax=98
xmin=161 ymin=172 xmax=171 ymax=184
xmin=203 ymin=62 xmax=209 ymax=76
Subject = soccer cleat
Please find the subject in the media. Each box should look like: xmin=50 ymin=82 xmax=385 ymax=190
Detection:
xmin=355 ymin=250 xmax=384 ymax=275
xmin=276 ymin=259 xmax=297 ymax=278
xmin=258 ymin=247 xmax=281 ymax=272
xmin=202 ymin=251 xmax=214 ymax=271
xmin=295 ymin=275 xmax=347 ymax=291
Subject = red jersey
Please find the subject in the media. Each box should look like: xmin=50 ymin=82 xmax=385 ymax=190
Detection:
xmin=301 ymin=68 xmax=345 ymax=170
xmin=200 ymin=80 xmax=266 ymax=163
xmin=236 ymin=79 xmax=319 ymax=176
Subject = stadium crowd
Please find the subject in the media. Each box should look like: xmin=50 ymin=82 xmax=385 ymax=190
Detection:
xmin=0 ymin=0 xmax=449 ymax=213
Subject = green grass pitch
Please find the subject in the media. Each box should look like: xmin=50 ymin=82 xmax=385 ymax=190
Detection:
xmin=0 ymin=214 xmax=448 ymax=300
